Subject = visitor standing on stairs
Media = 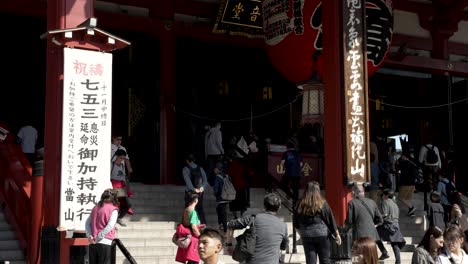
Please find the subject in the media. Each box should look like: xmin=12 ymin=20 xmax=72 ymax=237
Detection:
xmin=375 ymin=189 xmax=406 ymax=263
xmin=344 ymin=184 xmax=384 ymax=255
xmin=435 ymin=225 xmax=468 ymax=264
xmin=110 ymin=149 xmax=133 ymax=226
xmin=396 ymin=150 xmax=418 ymax=217
xmin=111 ymin=134 xmax=134 ymax=192
xmin=176 ymin=194 xmax=203 ymax=264
xmin=294 ymin=181 xmax=341 ymax=264
xmin=85 ymin=189 xmax=119 ymax=264
xmin=279 ymin=141 xmax=303 ymax=204
xmin=183 ymin=153 xmax=208 ymax=224
xmin=412 ymin=226 xmax=444 ymax=264
xmin=225 ymin=193 xmax=288 ymax=264
xmin=213 ymin=162 xmax=230 ymax=233
xmin=17 ymin=122 xmax=38 ymax=167
xmin=419 ymin=138 xmax=442 ymax=191
xmin=428 ymin=191 xmax=446 ymax=231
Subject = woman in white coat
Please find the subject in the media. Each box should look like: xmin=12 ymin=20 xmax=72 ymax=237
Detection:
xmin=436 ymin=226 xmax=468 ymax=264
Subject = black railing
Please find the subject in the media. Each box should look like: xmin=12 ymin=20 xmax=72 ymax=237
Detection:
xmin=111 ymin=238 xmax=138 ymax=264
xmin=268 ymin=176 xmax=298 ymax=254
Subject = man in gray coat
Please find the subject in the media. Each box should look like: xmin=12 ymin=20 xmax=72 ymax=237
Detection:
xmin=344 ymin=184 xmax=383 ymax=249
xmin=225 ymin=193 xmax=288 ymax=264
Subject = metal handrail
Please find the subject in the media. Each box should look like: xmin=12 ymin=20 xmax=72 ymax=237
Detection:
xmin=111 ymin=238 xmax=138 ymax=264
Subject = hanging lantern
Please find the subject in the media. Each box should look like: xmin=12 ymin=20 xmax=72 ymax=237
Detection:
xmin=262 ymin=0 xmax=393 ymax=84
xmin=301 ymin=82 xmax=324 ymax=124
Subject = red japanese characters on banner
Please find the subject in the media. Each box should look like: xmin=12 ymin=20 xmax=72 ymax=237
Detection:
xmin=262 ymin=0 xmax=393 ymax=84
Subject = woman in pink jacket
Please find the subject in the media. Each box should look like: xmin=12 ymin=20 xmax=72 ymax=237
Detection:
xmin=85 ymin=189 xmax=119 ymax=264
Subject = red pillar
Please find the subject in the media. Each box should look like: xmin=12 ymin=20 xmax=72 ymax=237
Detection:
xmin=322 ymin=0 xmax=350 ymax=225
xmin=158 ymin=4 xmax=177 ymax=184
xmin=43 ymin=0 xmax=94 ymax=262
xmin=29 ymin=162 xmax=43 ymax=264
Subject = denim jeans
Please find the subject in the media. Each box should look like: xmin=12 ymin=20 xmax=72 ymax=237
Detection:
xmin=302 ymin=236 xmax=331 ymax=264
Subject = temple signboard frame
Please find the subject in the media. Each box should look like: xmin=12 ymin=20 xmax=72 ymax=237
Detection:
xmin=342 ymin=0 xmax=370 ymax=185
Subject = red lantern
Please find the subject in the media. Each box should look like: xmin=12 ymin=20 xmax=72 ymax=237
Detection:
xmin=262 ymin=0 xmax=393 ymax=84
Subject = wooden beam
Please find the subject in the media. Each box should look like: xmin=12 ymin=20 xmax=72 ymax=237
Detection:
xmin=391 ymin=33 xmax=468 ymax=56
xmin=384 ymin=54 xmax=468 ymax=77
xmin=95 ymin=10 xmax=264 ymax=47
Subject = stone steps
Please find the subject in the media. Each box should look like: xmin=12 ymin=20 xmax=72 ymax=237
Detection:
xmin=0 ymin=212 xmax=26 ymax=263
xmin=111 ymin=183 xmax=427 ymax=264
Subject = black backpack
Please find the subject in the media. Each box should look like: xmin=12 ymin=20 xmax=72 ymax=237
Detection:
xmin=425 ymin=145 xmax=439 ymax=164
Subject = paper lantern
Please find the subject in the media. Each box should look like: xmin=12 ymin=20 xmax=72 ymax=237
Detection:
xmin=262 ymin=0 xmax=393 ymax=84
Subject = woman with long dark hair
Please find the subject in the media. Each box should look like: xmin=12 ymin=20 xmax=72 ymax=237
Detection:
xmin=294 ymin=181 xmax=341 ymax=264
xmin=412 ymin=226 xmax=444 ymax=263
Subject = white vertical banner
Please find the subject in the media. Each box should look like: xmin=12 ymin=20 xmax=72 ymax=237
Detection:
xmin=60 ymin=47 xmax=113 ymax=231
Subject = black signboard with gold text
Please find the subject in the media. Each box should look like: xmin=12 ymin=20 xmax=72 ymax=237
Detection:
xmin=212 ymin=0 xmax=264 ymax=38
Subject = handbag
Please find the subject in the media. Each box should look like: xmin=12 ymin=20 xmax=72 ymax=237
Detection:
xmin=330 ymin=226 xmax=352 ymax=260
xmin=232 ymin=214 xmax=256 ymax=262
xmin=172 ymin=223 xmax=193 ymax=249
xmin=172 ymin=232 xmax=192 ymax=249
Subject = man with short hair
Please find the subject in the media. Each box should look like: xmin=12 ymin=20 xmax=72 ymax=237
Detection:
xmin=225 ymin=193 xmax=288 ymax=264
xmin=344 ymin=184 xmax=384 ymax=256
xmin=419 ymin=138 xmax=441 ymax=190
xmin=198 ymin=228 xmax=225 ymax=264
xmin=183 ymin=153 xmax=208 ymax=224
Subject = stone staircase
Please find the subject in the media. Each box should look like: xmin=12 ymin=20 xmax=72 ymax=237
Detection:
xmin=115 ymin=183 xmax=427 ymax=264
xmin=0 ymin=209 xmax=26 ymax=264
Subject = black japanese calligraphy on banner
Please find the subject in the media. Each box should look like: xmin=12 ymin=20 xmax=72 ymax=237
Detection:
xmin=60 ymin=48 xmax=113 ymax=231
xmin=342 ymin=0 xmax=370 ymax=185
xmin=212 ymin=0 xmax=264 ymax=38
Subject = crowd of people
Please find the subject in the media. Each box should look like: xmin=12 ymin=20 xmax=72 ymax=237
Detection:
xmin=5 ymin=116 xmax=468 ymax=264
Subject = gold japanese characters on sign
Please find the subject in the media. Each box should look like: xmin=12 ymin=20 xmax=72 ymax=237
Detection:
xmin=276 ymin=162 xmax=313 ymax=176
xmin=212 ymin=0 xmax=264 ymax=38
xmin=342 ymin=0 xmax=370 ymax=184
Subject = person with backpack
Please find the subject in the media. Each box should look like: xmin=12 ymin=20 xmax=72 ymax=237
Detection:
xmin=438 ymin=173 xmax=460 ymax=224
xmin=419 ymin=139 xmax=441 ymax=191
xmin=213 ymin=162 xmax=234 ymax=233
xmin=183 ymin=154 xmax=208 ymax=225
